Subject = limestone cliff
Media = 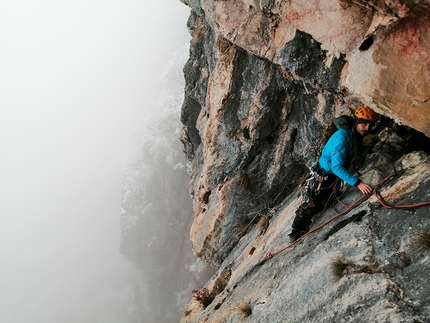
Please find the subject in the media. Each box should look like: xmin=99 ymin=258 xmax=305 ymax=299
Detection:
xmin=119 ymin=106 xmax=215 ymax=323
xmin=179 ymin=1 xmax=430 ymax=322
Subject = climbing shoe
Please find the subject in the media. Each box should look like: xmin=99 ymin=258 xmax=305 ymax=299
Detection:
xmin=288 ymin=229 xmax=307 ymax=242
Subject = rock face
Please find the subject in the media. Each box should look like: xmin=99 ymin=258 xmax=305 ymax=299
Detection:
xmin=119 ymin=110 xmax=215 ymax=323
xmin=179 ymin=0 xmax=430 ymax=322
xmin=196 ymin=0 xmax=430 ymax=134
xmin=182 ymin=151 xmax=430 ymax=322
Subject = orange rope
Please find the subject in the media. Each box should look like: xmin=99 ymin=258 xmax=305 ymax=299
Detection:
xmin=266 ymin=193 xmax=368 ymax=259
xmin=374 ymin=190 xmax=430 ymax=209
xmin=335 ymin=192 xmax=353 ymax=208
xmin=266 ymin=174 xmax=395 ymax=259
xmin=266 ymin=173 xmax=430 ymax=259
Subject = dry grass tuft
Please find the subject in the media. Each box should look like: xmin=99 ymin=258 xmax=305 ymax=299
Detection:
xmin=412 ymin=230 xmax=430 ymax=251
xmin=330 ymin=254 xmax=350 ymax=280
xmin=257 ymin=216 xmax=270 ymax=235
xmin=236 ymin=300 xmax=252 ymax=317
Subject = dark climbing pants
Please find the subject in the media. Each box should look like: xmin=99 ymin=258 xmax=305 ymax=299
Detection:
xmin=292 ymin=173 xmax=337 ymax=232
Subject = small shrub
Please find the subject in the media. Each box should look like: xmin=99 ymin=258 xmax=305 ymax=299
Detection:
xmin=412 ymin=230 xmax=430 ymax=251
xmin=237 ymin=300 xmax=252 ymax=317
xmin=192 ymin=288 xmax=214 ymax=308
xmin=330 ymin=254 xmax=349 ymax=280
xmin=192 ymin=269 xmax=231 ymax=309
xmin=257 ymin=216 xmax=269 ymax=235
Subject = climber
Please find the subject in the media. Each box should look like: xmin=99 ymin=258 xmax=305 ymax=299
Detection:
xmin=289 ymin=106 xmax=379 ymax=242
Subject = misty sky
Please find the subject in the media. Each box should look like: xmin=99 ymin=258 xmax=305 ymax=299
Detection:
xmin=0 ymin=1 xmax=191 ymax=322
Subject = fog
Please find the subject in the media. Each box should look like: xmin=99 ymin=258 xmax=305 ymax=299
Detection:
xmin=0 ymin=1 xmax=190 ymax=322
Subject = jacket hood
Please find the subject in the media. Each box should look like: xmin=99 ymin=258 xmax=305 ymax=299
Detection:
xmin=333 ymin=116 xmax=354 ymax=130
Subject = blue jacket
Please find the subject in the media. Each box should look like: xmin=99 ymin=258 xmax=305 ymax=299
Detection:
xmin=319 ymin=116 xmax=360 ymax=186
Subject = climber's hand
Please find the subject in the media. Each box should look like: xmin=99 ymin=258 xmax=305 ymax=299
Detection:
xmin=357 ymin=182 xmax=373 ymax=195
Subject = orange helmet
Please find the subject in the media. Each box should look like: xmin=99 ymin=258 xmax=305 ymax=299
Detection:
xmin=354 ymin=106 xmax=378 ymax=122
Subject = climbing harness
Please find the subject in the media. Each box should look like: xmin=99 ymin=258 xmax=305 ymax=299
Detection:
xmin=266 ymin=172 xmax=430 ymax=260
xmin=308 ymin=164 xmax=328 ymax=196
xmin=301 ymin=164 xmax=336 ymax=207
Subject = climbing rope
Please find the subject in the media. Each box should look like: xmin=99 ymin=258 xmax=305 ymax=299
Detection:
xmin=374 ymin=190 xmax=430 ymax=210
xmin=266 ymin=173 xmax=398 ymax=259
xmin=265 ymin=191 xmax=370 ymax=259
xmin=265 ymin=153 xmax=430 ymax=260
xmin=333 ymin=182 xmax=354 ymax=209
